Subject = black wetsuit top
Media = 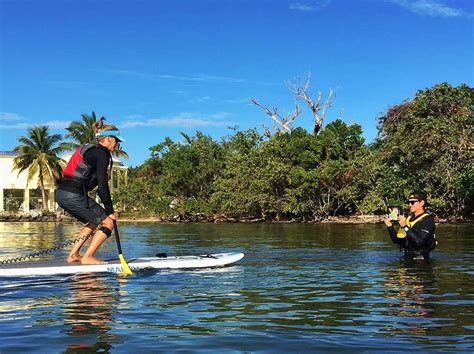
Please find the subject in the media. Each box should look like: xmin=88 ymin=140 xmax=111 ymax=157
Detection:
xmin=58 ymin=145 xmax=114 ymax=215
xmin=387 ymin=213 xmax=436 ymax=259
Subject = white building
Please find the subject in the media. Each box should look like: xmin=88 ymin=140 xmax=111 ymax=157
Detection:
xmin=0 ymin=151 xmax=127 ymax=212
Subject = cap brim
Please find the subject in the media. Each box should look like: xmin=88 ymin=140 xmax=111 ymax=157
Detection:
xmin=96 ymin=130 xmax=125 ymax=142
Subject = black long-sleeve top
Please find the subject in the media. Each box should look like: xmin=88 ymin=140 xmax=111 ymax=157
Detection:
xmin=58 ymin=145 xmax=114 ymax=215
xmin=387 ymin=213 xmax=436 ymax=259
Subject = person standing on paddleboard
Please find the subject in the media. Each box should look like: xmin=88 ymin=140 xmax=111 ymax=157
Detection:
xmin=55 ymin=118 xmax=124 ymax=265
xmin=384 ymin=191 xmax=437 ymax=260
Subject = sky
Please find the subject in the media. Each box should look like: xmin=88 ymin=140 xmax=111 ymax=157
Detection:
xmin=0 ymin=0 xmax=472 ymax=166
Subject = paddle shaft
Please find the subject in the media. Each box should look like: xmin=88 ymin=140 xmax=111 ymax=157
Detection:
xmin=113 ymin=220 xmax=124 ymax=253
xmin=113 ymin=220 xmax=133 ymax=275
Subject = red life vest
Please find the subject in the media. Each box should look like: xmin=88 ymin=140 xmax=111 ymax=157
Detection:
xmin=63 ymin=144 xmax=97 ymax=182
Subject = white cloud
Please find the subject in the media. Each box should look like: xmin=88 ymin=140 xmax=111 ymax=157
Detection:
xmin=43 ymin=120 xmax=71 ymax=129
xmin=389 ymin=0 xmax=473 ymax=18
xmin=289 ymin=0 xmax=331 ymax=12
xmin=0 ymin=120 xmax=70 ymax=130
xmin=108 ymin=69 xmax=275 ymax=87
xmin=224 ymin=98 xmax=252 ymax=104
xmin=0 ymin=112 xmax=25 ymax=121
xmin=124 ymin=114 xmax=145 ymax=120
xmin=170 ymin=90 xmax=186 ymax=96
xmin=189 ymin=96 xmax=211 ymax=104
xmin=196 ymin=74 xmax=244 ymax=83
xmin=46 ymin=81 xmax=88 ymax=88
xmin=0 ymin=122 xmax=31 ymax=129
xmin=120 ymin=112 xmax=233 ymax=129
xmin=109 ymin=70 xmax=245 ymax=84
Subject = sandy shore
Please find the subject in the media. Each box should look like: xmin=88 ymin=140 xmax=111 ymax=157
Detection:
xmin=0 ymin=211 xmax=468 ymax=224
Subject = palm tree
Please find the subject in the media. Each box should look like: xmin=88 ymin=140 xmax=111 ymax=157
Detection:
xmin=63 ymin=111 xmax=98 ymax=151
xmin=13 ymin=126 xmax=68 ymax=209
xmin=64 ymin=111 xmax=129 ymax=159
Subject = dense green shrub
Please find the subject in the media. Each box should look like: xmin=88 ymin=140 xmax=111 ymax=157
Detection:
xmin=114 ymin=83 xmax=472 ymax=219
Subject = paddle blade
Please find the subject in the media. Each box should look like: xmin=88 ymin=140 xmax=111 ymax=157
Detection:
xmin=119 ymin=254 xmax=133 ymax=275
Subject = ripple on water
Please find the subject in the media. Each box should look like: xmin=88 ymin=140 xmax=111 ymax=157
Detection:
xmin=0 ymin=222 xmax=473 ymax=352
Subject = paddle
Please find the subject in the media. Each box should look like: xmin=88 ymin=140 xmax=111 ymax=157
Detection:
xmin=113 ymin=220 xmax=133 ymax=275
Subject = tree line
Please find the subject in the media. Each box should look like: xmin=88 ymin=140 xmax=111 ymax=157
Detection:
xmin=13 ymin=82 xmax=473 ymax=219
xmin=114 ymin=82 xmax=473 ymax=220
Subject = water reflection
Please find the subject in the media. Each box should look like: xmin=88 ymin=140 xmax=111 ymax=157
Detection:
xmin=0 ymin=222 xmax=473 ymax=352
xmin=0 ymin=222 xmax=123 ymax=263
xmin=0 ymin=222 xmax=81 ymax=261
xmin=384 ymin=260 xmax=436 ymax=336
xmin=62 ymin=274 xmax=123 ymax=353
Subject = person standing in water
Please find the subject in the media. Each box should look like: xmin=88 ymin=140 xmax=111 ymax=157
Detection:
xmin=384 ymin=191 xmax=437 ymax=260
xmin=55 ymin=118 xmax=124 ymax=264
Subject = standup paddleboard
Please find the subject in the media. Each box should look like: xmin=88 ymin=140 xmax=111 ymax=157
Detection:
xmin=0 ymin=252 xmax=244 ymax=277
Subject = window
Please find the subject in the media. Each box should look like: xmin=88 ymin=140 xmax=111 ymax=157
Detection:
xmin=3 ymin=189 xmax=24 ymax=211
xmin=29 ymin=188 xmax=47 ymax=210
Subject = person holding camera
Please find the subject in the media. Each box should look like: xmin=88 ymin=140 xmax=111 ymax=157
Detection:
xmin=384 ymin=191 xmax=437 ymax=260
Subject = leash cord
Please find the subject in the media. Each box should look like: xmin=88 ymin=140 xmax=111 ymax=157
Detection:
xmin=0 ymin=233 xmax=94 ymax=264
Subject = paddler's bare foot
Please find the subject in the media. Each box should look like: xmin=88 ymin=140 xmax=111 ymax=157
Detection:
xmin=81 ymin=256 xmax=108 ymax=265
xmin=67 ymin=254 xmax=82 ymax=263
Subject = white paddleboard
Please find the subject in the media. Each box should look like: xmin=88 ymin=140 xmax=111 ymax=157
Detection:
xmin=0 ymin=252 xmax=244 ymax=277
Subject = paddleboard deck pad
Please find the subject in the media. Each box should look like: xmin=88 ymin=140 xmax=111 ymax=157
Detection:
xmin=0 ymin=252 xmax=244 ymax=277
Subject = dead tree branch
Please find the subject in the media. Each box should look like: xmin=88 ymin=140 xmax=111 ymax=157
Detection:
xmin=251 ymin=99 xmax=301 ymax=135
xmin=288 ymin=73 xmax=336 ymax=135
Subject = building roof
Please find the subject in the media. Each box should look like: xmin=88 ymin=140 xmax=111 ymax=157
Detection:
xmin=0 ymin=151 xmax=19 ymax=156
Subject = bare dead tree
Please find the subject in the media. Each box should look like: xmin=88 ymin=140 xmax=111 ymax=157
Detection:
xmin=261 ymin=124 xmax=272 ymax=139
xmin=287 ymin=72 xmax=338 ymax=135
xmin=251 ymin=99 xmax=302 ymax=136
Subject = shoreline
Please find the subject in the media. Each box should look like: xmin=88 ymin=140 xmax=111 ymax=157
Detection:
xmin=0 ymin=211 xmax=471 ymax=224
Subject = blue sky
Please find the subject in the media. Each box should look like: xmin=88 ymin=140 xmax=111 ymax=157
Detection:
xmin=1 ymin=0 xmax=472 ymax=166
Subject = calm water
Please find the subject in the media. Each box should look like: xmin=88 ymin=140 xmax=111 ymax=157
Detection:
xmin=0 ymin=222 xmax=473 ymax=353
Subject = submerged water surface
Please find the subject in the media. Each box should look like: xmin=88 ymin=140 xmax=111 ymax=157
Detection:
xmin=0 ymin=222 xmax=473 ymax=352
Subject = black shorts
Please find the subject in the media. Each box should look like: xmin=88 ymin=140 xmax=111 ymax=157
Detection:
xmin=55 ymin=189 xmax=108 ymax=226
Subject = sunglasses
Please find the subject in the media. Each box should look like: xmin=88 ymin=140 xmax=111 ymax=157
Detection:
xmin=408 ymin=200 xmax=419 ymax=205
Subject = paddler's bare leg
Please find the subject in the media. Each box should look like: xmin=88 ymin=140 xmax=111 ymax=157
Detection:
xmin=67 ymin=223 xmax=95 ymax=263
xmin=81 ymin=217 xmax=113 ymax=265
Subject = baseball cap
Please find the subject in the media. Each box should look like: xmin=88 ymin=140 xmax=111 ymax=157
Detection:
xmin=96 ymin=130 xmax=125 ymax=142
xmin=408 ymin=190 xmax=427 ymax=202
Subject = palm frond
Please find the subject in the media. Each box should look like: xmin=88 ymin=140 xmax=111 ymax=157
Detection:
xmin=112 ymin=149 xmax=129 ymax=159
xmin=64 ymin=112 xmax=99 ymax=147
xmin=13 ymin=125 xmax=67 ymax=192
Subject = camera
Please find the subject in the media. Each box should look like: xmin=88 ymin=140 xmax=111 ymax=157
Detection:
xmin=388 ymin=206 xmax=400 ymax=222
